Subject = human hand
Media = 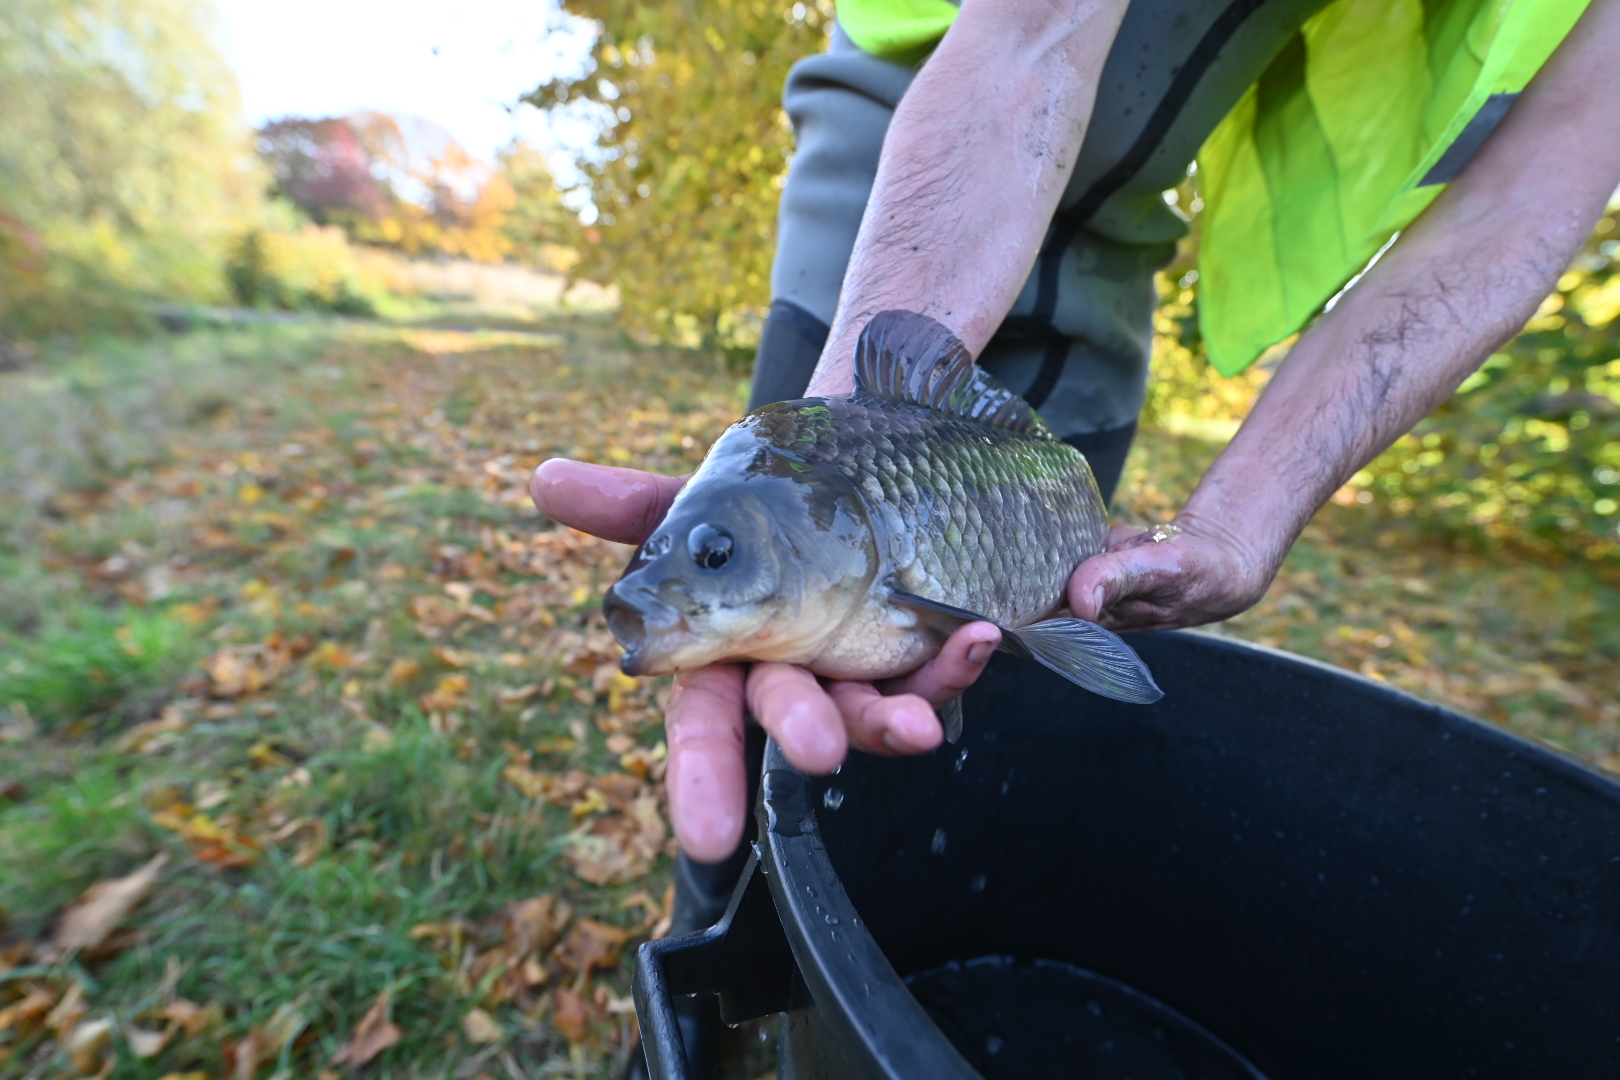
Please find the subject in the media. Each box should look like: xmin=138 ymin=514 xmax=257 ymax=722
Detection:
xmin=1066 ymin=515 xmax=1276 ymax=633
xmin=530 ymin=459 xmax=1001 ymax=862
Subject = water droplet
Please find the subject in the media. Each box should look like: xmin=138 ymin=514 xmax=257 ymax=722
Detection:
xmin=824 ymin=914 xmax=840 ymax=925
xmin=804 ymin=884 xmax=818 ymax=898
xmin=931 ymin=828 xmax=947 ymax=855
xmin=823 ymin=787 xmax=845 ymax=810
xmin=954 ymin=749 xmax=968 ymax=772
xmin=831 ymin=762 xmax=842 ymax=774
xmin=986 ymin=1034 xmax=1003 ymax=1055
xmin=970 ymin=874 xmax=986 ymax=893
xmin=759 ymin=1026 xmax=769 ymax=1042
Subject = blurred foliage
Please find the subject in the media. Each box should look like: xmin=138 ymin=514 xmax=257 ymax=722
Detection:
xmin=1348 ymin=220 xmax=1620 ymax=560
xmin=226 ymin=217 xmax=377 ymax=315
xmin=525 ymin=0 xmax=834 ymax=349
xmin=1147 ymin=203 xmax=1620 ymax=565
xmin=0 ymin=0 xmax=260 ymax=339
xmin=254 ymin=113 xmax=570 ymax=268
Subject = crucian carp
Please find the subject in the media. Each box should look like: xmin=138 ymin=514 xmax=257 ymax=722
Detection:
xmin=604 ymin=310 xmax=1161 ymax=739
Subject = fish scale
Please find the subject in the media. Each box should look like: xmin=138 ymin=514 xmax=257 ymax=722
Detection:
xmin=775 ymin=397 xmax=1110 ymax=629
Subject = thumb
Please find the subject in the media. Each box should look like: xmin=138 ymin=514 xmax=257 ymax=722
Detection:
xmin=1067 ymin=550 xmax=1131 ymax=622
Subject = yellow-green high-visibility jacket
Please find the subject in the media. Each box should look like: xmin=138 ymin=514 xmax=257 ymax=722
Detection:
xmin=837 ymin=0 xmax=1591 ymax=375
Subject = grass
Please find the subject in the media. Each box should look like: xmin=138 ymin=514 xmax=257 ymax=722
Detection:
xmin=0 ymin=313 xmax=1614 ymax=1078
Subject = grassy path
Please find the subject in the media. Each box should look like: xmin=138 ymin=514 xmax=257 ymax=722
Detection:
xmin=0 ymin=319 xmax=1614 ymax=1078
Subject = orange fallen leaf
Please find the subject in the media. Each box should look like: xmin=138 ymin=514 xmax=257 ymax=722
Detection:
xmin=419 ymin=673 xmax=470 ymax=712
xmin=551 ymin=986 xmax=592 ymax=1044
xmin=0 ymin=983 xmax=57 ymax=1039
xmin=330 ymin=991 xmax=401 ymax=1067
xmin=552 ymin=919 xmax=631 ymax=979
xmin=385 ymin=657 xmax=420 ymax=686
xmin=48 ymin=854 xmax=167 ymax=959
xmin=504 ymin=894 xmax=573 ymax=959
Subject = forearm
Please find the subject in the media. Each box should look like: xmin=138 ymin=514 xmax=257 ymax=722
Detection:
xmin=1179 ymin=0 xmax=1620 ymax=580
xmin=804 ymin=0 xmax=1129 ymax=396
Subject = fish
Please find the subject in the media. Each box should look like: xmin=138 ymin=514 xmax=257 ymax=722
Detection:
xmin=603 ymin=310 xmax=1162 ymax=739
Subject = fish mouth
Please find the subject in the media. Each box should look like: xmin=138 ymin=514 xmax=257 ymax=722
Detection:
xmin=604 ymin=580 xmax=681 ymax=676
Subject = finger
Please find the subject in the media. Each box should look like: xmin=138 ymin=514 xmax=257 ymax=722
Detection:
xmin=882 ymin=621 xmax=1000 ymax=706
xmin=529 ymin=459 xmax=686 ymax=546
xmin=1105 ymin=523 xmax=1148 ymax=548
xmin=745 ymin=663 xmax=847 ymax=775
xmin=664 ymin=664 xmax=749 ymax=863
xmin=1067 ymin=550 xmax=1134 ymax=623
xmin=826 ymin=681 xmax=943 ymax=756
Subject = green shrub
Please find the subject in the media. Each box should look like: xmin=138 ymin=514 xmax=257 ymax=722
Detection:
xmin=225 ymin=225 xmax=378 ymax=315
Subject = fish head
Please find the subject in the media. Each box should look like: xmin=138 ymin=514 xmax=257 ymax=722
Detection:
xmin=605 ymin=453 xmax=877 ymax=675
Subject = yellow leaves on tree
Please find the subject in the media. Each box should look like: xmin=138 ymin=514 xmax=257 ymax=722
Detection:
xmin=525 ymin=0 xmax=836 ymax=347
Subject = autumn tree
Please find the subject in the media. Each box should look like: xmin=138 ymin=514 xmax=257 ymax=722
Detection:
xmin=0 ymin=0 xmax=259 ymax=338
xmin=497 ymin=142 xmax=575 ymax=267
xmin=525 ymin=0 xmax=833 ymax=347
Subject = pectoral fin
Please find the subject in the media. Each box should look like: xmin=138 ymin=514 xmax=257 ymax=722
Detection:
xmin=996 ymin=618 xmax=1163 ymax=704
xmin=889 ymin=589 xmax=1163 ymax=705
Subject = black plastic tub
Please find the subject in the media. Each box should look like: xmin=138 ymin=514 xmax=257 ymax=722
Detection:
xmin=634 ymin=630 xmax=1620 ymax=1079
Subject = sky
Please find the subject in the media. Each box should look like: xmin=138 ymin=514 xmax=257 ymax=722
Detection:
xmin=213 ymin=0 xmax=597 ymax=164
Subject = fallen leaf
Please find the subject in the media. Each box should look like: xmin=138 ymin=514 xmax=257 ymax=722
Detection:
xmin=551 ymin=986 xmax=591 ymax=1044
xmin=49 ymin=854 xmax=167 ymax=959
xmin=45 ymin=981 xmax=85 ymax=1032
xmin=563 ymin=796 xmax=667 ymax=885
xmin=0 ymin=983 xmax=56 ymax=1038
xmin=552 ymin=919 xmax=630 ymax=979
xmin=504 ymin=894 xmax=573 ymax=959
xmin=115 ymin=707 xmax=189 ymax=754
xmin=290 ymin=819 xmax=329 ymax=868
xmin=235 ymin=1001 xmax=307 ymax=1080
xmin=496 ymin=682 xmax=543 ymax=706
xmin=330 ymin=990 xmax=401 ymax=1067
xmin=126 ymin=1025 xmax=172 ymax=1058
xmin=419 ymin=673 xmax=470 ymax=713
xmin=385 ymin=657 xmax=420 ymax=686
xmin=63 ymin=1015 xmax=113 ymax=1074
xmin=462 ymin=1007 xmax=504 ymax=1045
xmin=158 ymin=998 xmax=222 ymax=1038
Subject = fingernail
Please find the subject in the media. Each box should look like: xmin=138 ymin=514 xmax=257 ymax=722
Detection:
xmin=1091 ymin=586 xmax=1106 ymax=611
xmin=884 ymin=705 xmax=939 ymax=752
xmin=967 ymin=641 xmax=994 ymax=665
xmin=777 ymin=702 xmax=842 ymax=769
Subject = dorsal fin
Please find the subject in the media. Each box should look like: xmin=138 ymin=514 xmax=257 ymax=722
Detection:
xmin=851 ymin=310 xmax=1053 ymax=437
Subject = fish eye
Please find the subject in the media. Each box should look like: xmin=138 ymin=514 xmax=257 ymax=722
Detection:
xmin=687 ymin=523 xmax=734 ymax=570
